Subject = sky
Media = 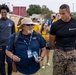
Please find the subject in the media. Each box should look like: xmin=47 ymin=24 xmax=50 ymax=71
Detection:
xmin=0 ymin=0 xmax=76 ymax=13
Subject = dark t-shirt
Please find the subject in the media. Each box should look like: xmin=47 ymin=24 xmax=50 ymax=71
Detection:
xmin=50 ymin=18 xmax=76 ymax=47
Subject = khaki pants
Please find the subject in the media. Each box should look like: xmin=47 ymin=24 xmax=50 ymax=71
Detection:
xmin=12 ymin=70 xmax=40 ymax=75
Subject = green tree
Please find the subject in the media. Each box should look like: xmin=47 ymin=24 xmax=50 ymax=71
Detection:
xmin=44 ymin=10 xmax=53 ymax=19
xmin=41 ymin=5 xmax=53 ymax=18
xmin=71 ymin=12 xmax=76 ymax=18
xmin=27 ymin=4 xmax=41 ymax=16
xmin=41 ymin=6 xmax=49 ymax=14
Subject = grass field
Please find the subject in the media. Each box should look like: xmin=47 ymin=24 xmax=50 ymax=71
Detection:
xmin=40 ymin=50 xmax=54 ymax=75
xmin=6 ymin=50 xmax=54 ymax=75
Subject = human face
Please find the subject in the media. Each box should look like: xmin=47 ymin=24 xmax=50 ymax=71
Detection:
xmin=43 ymin=23 xmax=48 ymax=30
xmin=59 ymin=9 xmax=70 ymax=22
xmin=22 ymin=24 xmax=34 ymax=34
xmin=33 ymin=19 xmax=37 ymax=22
xmin=56 ymin=14 xmax=61 ymax=20
xmin=0 ymin=9 xmax=7 ymax=19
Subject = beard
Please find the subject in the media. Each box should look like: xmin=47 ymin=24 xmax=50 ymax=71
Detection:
xmin=28 ymin=30 xmax=33 ymax=34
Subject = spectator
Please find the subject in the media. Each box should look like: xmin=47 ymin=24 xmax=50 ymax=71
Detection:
xmin=51 ymin=15 xmax=57 ymax=23
xmin=16 ymin=17 xmax=24 ymax=32
xmin=6 ymin=18 xmax=46 ymax=75
xmin=0 ymin=4 xmax=15 ymax=75
xmin=32 ymin=18 xmax=41 ymax=32
xmin=40 ymin=23 xmax=51 ymax=69
xmin=50 ymin=4 xmax=76 ymax=75
xmin=56 ymin=13 xmax=61 ymax=20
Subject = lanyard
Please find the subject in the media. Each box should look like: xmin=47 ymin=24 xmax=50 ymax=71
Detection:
xmin=23 ymin=33 xmax=33 ymax=50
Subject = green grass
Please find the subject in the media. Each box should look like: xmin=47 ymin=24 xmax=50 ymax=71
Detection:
xmin=40 ymin=50 xmax=54 ymax=75
xmin=6 ymin=50 xmax=54 ymax=75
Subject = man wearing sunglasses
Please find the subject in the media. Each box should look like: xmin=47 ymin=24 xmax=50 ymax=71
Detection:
xmin=6 ymin=18 xmax=46 ymax=75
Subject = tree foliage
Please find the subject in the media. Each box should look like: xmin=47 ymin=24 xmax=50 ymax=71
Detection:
xmin=71 ymin=12 xmax=76 ymax=18
xmin=27 ymin=4 xmax=41 ymax=16
xmin=27 ymin=4 xmax=54 ymax=18
xmin=44 ymin=10 xmax=53 ymax=19
xmin=41 ymin=6 xmax=49 ymax=14
xmin=41 ymin=5 xmax=53 ymax=18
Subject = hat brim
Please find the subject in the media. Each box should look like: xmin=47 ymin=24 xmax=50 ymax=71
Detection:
xmin=18 ymin=22 xmax=38 ymax=29
xmin=21 ymin=22 xmax=38 ymax=25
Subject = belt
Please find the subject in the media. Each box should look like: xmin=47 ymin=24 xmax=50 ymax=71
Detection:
xmin=56 ymin=47 xmax=76 ymax=52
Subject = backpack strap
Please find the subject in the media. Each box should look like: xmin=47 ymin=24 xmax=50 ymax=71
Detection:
xmin=33 ymin=31 xmax=40 ymax=44
xmin=36 ymin=32 xmax=40 ymax=44
xmin=14 ymin=32 xmax=20 ymax=47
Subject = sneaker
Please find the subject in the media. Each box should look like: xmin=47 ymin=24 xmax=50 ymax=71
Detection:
xmin=42 ymin=66 xmax=45 ymax=69
xmin=47 ymin=63 xmax=50 ymax=66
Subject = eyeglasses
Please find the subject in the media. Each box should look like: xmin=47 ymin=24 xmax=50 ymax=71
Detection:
xmin=25 ymin=24 xmax=34 ymax=26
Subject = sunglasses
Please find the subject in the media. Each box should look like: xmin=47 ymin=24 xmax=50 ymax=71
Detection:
xmin=25 ymin=24 xmax=34 ymax=26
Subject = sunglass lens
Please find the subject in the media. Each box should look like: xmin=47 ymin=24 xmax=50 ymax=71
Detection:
xmin=26 ymin=24 xmax=34 ymax=26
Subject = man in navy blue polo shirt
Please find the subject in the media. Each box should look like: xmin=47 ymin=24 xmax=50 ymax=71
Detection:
xmin=0 ymin=4 xmax=15 ymax=75
xmin=50 ymin=4 xmax=76 ymax=75
xmin=6 ymin=18 xmax=46 ymax=75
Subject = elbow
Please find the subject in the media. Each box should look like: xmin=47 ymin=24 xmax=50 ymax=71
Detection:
xmin=5 ymin=50 xmax=11 ymax=57
xmin=6 ymin=50 xmax=8 ymax=56
xmin=42 ymin=47 xmax=47 ymax=53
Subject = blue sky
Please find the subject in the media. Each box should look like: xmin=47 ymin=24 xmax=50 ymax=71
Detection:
xmin=0 ymin=0 xmax=76 ymax=13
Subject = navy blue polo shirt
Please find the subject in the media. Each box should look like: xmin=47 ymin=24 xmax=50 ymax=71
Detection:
xmin=7 ymin=31 xmax=46 ymax=74
xmin=50 ymin=18 xmax=76 ymax=47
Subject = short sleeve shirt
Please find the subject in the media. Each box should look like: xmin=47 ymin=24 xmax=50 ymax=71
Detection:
xmin=33 ymin=23 xmax=41 ymax=32
xmin=7 ymin=31 xmax=46 ymax=74
xmin=50 ymin=18 xmax=76 ymax=47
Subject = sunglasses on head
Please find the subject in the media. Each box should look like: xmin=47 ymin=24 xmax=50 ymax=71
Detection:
xmin=25 ymin=24 xmax=34 ymax=26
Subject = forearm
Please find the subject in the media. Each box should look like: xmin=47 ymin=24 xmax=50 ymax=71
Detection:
xmin=6 ymin=50 xmax=14 ymax=59
xmin=51 ymin=42 xmax=56 ymax=49
xmin=40 ymin=47 xmax=46 ymax=58
xmin=6 ymin=50 xmax=21 ymax=62
xmin=49 ymin=34 xmax=56 ymax=49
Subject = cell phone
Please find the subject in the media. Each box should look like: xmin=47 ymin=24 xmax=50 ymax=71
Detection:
xmin=33 ymin=51 xmax=38 ymax=61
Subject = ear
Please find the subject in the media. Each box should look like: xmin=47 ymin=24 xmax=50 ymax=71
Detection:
xmin=66 ymin=9 xmax=70 ymax=15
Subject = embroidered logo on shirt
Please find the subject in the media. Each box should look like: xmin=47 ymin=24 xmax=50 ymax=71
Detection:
xmin=8 ymin=23 xmax=11 ymax=27
xmin=32 ymin=37 xmax=37 ymax=39
xmin=6 ymin=46 xmax=8 ymax=48
xmin=69 ymin=28 xmax=76 ymax=31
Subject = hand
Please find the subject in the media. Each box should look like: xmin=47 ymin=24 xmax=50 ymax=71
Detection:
xmin=34 ymin=56 xmax=43 ymax=63
xmin=12 ymin=55 xmax=21 ymax=62
xmin=38 ymin=56 xmax=43 ymax=61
